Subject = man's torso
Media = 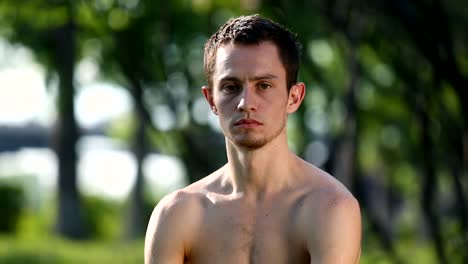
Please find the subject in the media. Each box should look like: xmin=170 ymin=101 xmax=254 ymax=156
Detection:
xmin=179 ymin=162 xmax=344 ymax=264
xmin=185 ymin=187 xmax=312 ymax=263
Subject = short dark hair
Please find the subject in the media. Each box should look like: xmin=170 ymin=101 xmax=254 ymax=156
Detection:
xmin=204 ymin=14 xmax=302 ymax=90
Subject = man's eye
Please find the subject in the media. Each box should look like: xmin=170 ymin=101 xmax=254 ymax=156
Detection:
xmin=259 ymin=83 xmax=271 ymax=90
xmin=222 ymin=84 xmax=239 ymax=92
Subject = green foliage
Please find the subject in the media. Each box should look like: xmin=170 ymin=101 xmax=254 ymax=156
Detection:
xmin=78 ymin=194 xmax=157 ymax=241
xmin=82 ymin=195 xmax=123 ymax=241
xmin=105 ymin=112 xmax=135 ymax=142
xmin=0 ymin=234 xmax=143 ymax=263
xmin=0 ymin=182 xmax=24 ymax=233
xmin=0 ymin=197 xmax=143 ymax=263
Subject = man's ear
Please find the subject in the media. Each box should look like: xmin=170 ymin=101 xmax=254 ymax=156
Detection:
xmin=287 ymin=82 xmax=306 ymax=114
xmin=202 ymin=86 xmax=218 ymax=115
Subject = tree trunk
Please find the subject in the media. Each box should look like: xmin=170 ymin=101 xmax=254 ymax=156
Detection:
xmin=419 ymin=102 xmax=447 ymax=264
xmin=125 ymin=76 xmax=147 ymax=240
xmin=54 ymin=18 xmax=86 ymax=239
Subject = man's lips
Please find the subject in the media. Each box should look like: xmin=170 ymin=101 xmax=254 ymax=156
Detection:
xmin=234 ymin=119 xmax=263 ymax=127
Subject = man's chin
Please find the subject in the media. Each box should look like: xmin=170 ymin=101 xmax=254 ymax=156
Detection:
xmin=232 ymin=137 xmax=267 ymax=149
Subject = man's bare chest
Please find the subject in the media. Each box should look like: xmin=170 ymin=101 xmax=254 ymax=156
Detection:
xmin=187 ymin=198 xmax=310 ymax=264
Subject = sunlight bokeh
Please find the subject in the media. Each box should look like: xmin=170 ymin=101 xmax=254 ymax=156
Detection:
xmin=0 ymin=40 xmax=53 ymax=126
xmin=0 ymin=38 xmax=186 ymax=202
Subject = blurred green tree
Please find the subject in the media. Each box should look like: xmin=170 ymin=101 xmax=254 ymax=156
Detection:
xmin=0 ymin=0 xmax=87 ymax=239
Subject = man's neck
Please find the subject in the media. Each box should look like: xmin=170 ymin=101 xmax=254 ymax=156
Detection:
xmin=225 ymin=133 xmax=295 ymax=198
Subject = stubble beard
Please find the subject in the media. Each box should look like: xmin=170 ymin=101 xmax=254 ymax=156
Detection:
xmin=226 ymin=116 xmax=287 ymax=149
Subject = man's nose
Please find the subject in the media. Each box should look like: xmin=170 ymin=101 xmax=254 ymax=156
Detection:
xmin=237 ymin=86 xmax=257 ymax=112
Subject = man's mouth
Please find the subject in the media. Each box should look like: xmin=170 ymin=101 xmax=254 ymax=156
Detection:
xmin=234 ymin=118 xmax=263 ymax=127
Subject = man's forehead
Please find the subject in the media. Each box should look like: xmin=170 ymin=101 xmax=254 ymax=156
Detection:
xmin=215 ymin=41 xmax=278 ymax=59
xmin=214 ymin=42 xmax=282 ymax=70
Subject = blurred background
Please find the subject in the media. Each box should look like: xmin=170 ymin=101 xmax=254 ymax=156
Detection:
xmin=0 ymin=0 xmax=466 ymax=263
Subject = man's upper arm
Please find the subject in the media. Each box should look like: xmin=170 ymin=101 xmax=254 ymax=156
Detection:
xmin=145 ymin=191 xmax=196 ymax=264
xmin=307 ymin=194 xmax=362 ymax=264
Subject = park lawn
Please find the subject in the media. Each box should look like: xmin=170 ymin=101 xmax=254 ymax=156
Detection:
xmin=0 ymin=194 xmax=146 ymax=263
xmin=0 ymin=234 xmax=143 ymax=264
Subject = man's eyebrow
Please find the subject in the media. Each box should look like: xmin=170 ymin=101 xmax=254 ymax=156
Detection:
xmin=219 ymin=76 xmax=241 ymax=83
xmin=218 ymin=74 xmax=279 ymax=82
xmin=250 ymin=74 xmax=278 ymax=81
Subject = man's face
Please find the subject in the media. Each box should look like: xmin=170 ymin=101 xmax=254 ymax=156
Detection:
xmin=203 ymin=41 xmax=304 ymax=149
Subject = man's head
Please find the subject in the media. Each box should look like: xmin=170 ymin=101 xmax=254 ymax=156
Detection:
xmin=204 ymin=14 xmax=302 ymax=90
xmin=202 ymin=15 xmax=306 ymax=149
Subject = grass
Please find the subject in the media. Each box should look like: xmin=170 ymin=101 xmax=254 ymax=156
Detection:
xmin=0 ymin=195 xmax=144 ymax=264
xmin=0 ymin=234 xmax=143 ymax=264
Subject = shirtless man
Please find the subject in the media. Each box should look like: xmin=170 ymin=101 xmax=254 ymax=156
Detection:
xmin=145 ymin=15 xmax=361 ymax=263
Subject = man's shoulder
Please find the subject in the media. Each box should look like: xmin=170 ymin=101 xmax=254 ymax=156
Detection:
xmin=151 ymin=166 xmax=226 ymax=215
xmin=145 ymin=189 xmax=206 ymax=245
xmin=295 ymin=161 xmax=361 ymax=262
xmin=146 ymin=190 xmax=203 ymax=239
xmin=294 ymin=158 xmax=359 ymax=219
xmin=145 ymin=173 xmax=222 ymax=263
xmin=154 ymin=189 xmax=201 ymax=214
